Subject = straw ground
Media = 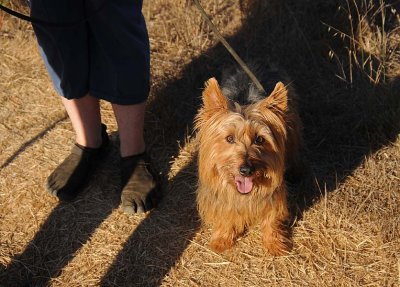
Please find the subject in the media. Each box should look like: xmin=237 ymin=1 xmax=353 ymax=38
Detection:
xmin=0 ymin=0 xmax=399 ymax=286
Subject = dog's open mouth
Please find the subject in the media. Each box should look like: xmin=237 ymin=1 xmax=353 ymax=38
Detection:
xmin=234 ymin=176 xmax=253 ymax=194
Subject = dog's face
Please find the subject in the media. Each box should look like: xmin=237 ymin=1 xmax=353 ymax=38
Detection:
xmin=195 ymin=78 xmax=289 ymax=195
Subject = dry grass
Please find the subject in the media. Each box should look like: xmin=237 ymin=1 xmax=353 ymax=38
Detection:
xmin=0 ymin=0 xmax=399 ymax=286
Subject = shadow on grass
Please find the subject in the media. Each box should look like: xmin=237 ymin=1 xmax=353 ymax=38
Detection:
xmin=0 ymin=115 xmax=68 ymax=170
xmin=98 ymin=160 xmax=199 ymax=287
xmin=1 ymin=0 xmax=399 ymax=286
xmin=0 ymin=141 xmax=122 ymax=286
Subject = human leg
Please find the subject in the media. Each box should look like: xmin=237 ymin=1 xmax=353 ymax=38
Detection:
xmin=62 ymin=95 xmax=103 ymax=148
xmin=30 ymin=0 xmax=109 ymax=200
xmin=46 ymin=95 xmax=109 ymax=201
xmin=112 ymin=102 xmax=146 ymax=157
xmin=84 ymin=0 xmax=159 ymax=213
xmin=112 ymin=102 xmax=159 ymax=213
xmin=33 ymin=0 xmax=159 ymax=207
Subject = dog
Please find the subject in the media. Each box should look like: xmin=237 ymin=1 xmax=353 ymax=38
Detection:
xmin=195 ymin=66 xmax=303 ymax=255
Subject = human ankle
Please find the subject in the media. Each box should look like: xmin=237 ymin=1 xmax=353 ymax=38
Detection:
xmin=75 ymin=137 xmax=102 ymax=149
xmin=75 ymin=124 xmax=108 ymax=149
xmin=120 ymin=143 xmax=146 ymax=157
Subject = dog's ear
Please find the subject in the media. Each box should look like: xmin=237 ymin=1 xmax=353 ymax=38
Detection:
xmin=202 ymin=78 xmax=228 ymax=110
xmin=263 ymin=82 xmax=288 ymax=112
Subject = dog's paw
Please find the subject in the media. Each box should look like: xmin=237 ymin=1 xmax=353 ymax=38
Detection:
xmin=209 ymin=237 xmax=234 ymax=253
xmin=263 ymin=230 xmax=292 ymax=256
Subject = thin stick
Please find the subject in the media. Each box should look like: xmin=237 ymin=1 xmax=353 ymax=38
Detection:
xmin=192 ymin=0 xmax=266 ymax=94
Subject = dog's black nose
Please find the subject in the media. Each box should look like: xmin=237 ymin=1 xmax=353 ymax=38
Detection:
xmin=239 ymin=165 xmax=255 ymax=177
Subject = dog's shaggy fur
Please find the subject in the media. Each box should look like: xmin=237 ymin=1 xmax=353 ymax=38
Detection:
xmin=195 ymin=67 xmax=303 ymax=255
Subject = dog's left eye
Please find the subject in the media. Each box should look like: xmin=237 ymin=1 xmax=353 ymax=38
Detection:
xmin=226 ymin=135 xmax=235 ymax=144
xmin=254 ymin=135 xmax=264 ymax=145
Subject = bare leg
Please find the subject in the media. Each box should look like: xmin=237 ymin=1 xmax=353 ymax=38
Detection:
xmin=62 ymin=95 xmax=102 ymax=148
xmin=47 ymin=95 xmax=108 ymax=201
xmin=112 ymin=101 xmax=159 ymax=214
xmin=112 ymin=102 xmax=146 ymax=157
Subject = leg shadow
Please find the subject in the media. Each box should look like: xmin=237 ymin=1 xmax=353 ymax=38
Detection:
xmin=0 ymin=138 xmax=122 ymax=286
xmin=0 ymin=115 xmax=68 ymax=170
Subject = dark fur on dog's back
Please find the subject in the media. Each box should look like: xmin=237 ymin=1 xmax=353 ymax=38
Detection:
xmin=220 ymin=64 xmax=285 ymax=105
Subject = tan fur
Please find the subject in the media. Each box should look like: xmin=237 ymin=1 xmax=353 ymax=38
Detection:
xmin=195 ymin=78 xmax=303 ymax=255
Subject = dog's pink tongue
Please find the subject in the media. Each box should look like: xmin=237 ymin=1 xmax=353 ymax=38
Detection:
xmin=235 ymin=176 xmax=253 ymax=194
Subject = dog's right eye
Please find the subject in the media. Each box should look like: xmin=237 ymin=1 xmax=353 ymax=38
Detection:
xmin=226 ymin=135 xmax=235 ymax=144
xmin=254 ymin=135 xmax=265 ymax=145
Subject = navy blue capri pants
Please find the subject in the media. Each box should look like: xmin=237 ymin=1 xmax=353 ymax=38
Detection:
xmin=31 ymin=0 xmax=150 ymax=105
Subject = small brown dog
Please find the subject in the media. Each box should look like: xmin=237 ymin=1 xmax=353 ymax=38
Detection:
xmin=195 ymin=67 xmax=303 ymax=255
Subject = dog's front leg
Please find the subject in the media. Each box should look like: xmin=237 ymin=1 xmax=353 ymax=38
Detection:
xmin=261 ymin=184 xmax=292 ymax=256
xmin=209 ymin=222 xmax=239 ymax=253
